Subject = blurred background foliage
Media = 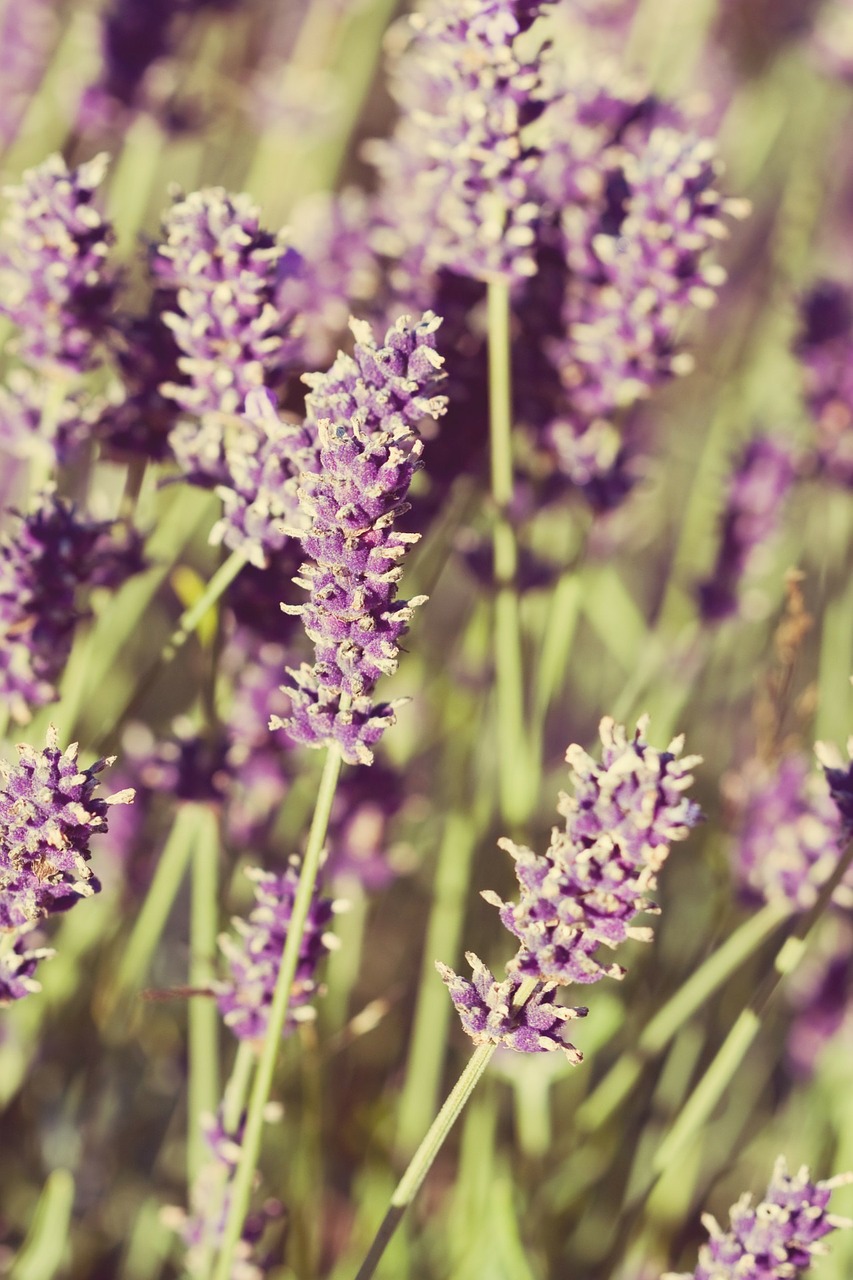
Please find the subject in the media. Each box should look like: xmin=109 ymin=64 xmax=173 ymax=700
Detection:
xmin=1 ymin=0 xmax=853 ymax=1278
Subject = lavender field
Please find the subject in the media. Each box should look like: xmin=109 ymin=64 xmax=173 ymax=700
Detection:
xmin=1 ymin=1 xmax=853 ymax=1278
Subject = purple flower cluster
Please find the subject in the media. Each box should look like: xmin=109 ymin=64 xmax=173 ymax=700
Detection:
xmin=0 ymin=930 xmax=54 ymax=1004
xmin=368 ymin=0 xmax=551 ymax=284
xmin=796 ymin=280 xmax=853 ymax=488
xmin=216 ymin=863 xmax=339 ymax=1042
xmin=664 ymin=1157 xmax=853 ymax=1280
xmin=728 ymin=754 xmax=849 ymax=912
xmin=152 ymin=186 xmax=302 ymax=482
xmin=272 ymin=313 xmax=446 ymax=766
xmin=816 ymin=736 xmax=853 ymax=837
xmin=439 ymin=717 xmax=702 ymax=1058
xmin=0 ymin=153 xmax=117 ymax=371
xmin=0 ymin=493 xmax=143 ymax=722
xmin=0 ymin=368 xmax=104 ymax=468
xmin=697 ymin=433 xmax=798 ymax=621
xmin=0 ymin=726 xmax=133 ymax=934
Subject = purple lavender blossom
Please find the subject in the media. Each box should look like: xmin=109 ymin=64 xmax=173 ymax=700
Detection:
xmin=0 ymin=153 xmax=117 ymax=371
xmin=367 ymin=0 xmax=551 ymax=284
xmin=0 ymin=930 xmax=54 ymax=1005
xmin=0 ymin=493 xmax=144 ymax=721
xmin=152 ymin=186 xmax=302 ymax=482
xmin=97 ymin=309 xmax=184 ymax=461
xmin=664 ymin=1157 xmax=853 ymax=1280
xmin=796 ymin=280 xmax=853 ymax=487
xmin=727 ymin=755 xmax=849 ymax=912
xmin=0 ymin=726 xmax=134 ymax=932
xmin=437 ymin=953 xmax=587 ymax=1061
xmin=272 ymin=313 xmax=446 ymax=765
xmin=216 ymin=863 xmax=339 ymax=1042
xmin=697 ymin=433 xmax=798 ymax=622
xmin=440 ymin=718 xmax=701 ymax=1055
xmin=210 ymin=388 xmax=318 ymax=569
xmin=485 ymin=716 xmax=702 ymax=985
xmin=785 ymin=916 xmax=853 ymax=1078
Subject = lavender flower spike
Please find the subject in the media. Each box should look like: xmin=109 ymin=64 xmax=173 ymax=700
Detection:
xmin=216 ymin=862 xmax=341 ymax=1042
xmin=272 ymin=312 xmax=446 ymax=765
xmin=440 ymin=718 xmax=701 ymax=1058
xmin=0 ymin=931 xmax=55 ymax=1005
xmin=0 ymin=152 xmax=117 ymax=371
xmin=664 ymin=1156 xmax=853 ymax=1280
xmin=153 ymin=186 xmax=302 ymax=483
xmin=0 ymin=726 xmax=134 ymax=933
xmin=816 ymin=734 xmax=853 ymax=837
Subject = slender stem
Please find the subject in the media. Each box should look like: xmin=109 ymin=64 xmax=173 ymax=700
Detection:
xmin=162 ymin=547 xmax=250 ymax=666
xmin=353 ymin=1041 xmax=496 ymax=1280
xmin=487 ymin=277 xmax=528 ymax=827
xmin=9 ymin=1168 xmax=75 ymax=1280
xmin=395 ymin=809 xmax=480 ymax=1156
xmin=576 ymin=900 xmax=788 ymax=1131
xmin=212 ymin=743 xmax=344 ymax=1280
xmin=188 ymin=805 xmax=221 ymax=1185
xmin=99 ymin=803 xmax=202 ymax=1035
xmin=648 ymin=836 xmax=853 ymax=1182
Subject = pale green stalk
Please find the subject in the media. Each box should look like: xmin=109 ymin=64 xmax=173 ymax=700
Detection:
xmin=10 ymin=1168 xmax=75 ymax=1280
xmin=649 ymin=837 xmax=853 ymax=1181
xmin=161 ymin=547 xmax=250 ymax=666
xmin=212 ymin=742 xmax=344 ymax=1280
xmin=576 ymin=899 xmax=788 ymax=1131
xmin=100 ymin=803 xmax=204 ymax=1035
xmin=353 ymin=1042 xmax=496 ymax=1280
xmin=487 ymin=277 xmax=529 ymax=826
xmin=395 ymin=808 xmax=481 ymax=1156
xmin=188 ymin=805 xmax=221 ymax=1185
xmin=108 ymin=114 xmax=165 ymax=255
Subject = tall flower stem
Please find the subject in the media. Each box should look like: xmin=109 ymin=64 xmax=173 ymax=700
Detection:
xmin=487 ymin=277 xmax=528 ymax=827
xmin=353 ymin=1042 xmax=496 ymax=1280
xmin=212 ymin=742 xmax=345 ymax=1280
xmin=395 ymin=806 xmax=482 ymax=1156
xmin=188 ymin=805 xmax=221 ymax=1185
xmin=576 ymin=899 xmax=788 ymax=1131
xmin=620 ymin=837 xmax=853 ymax=1216
xmin=99 ymin=803 xmax=204 ymax=1035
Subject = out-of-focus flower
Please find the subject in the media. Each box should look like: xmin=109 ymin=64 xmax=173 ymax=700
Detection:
xmin=440 ymin=717 xmax=701 ymax=1056
xmin=367 ymin=0 xmax=552 ymax=284
xmin=0 ymin=0 xmax=57 ymax=152
xmin=282 ymin=189 xmax=380 ymax=368
xmin=816 ymin=736 xmax=853 ymax=837
xmin=796 ymin=280 xmax=853 ymax=487
xmin=161 ymin=1107 xmax=282 ymax=1279
xmin=152 ymin=186 xmax=302 ymax=483
xmin=97 ymin=308 xmax=183 ymax=461
xmin=0 ymin=727 xmax=133 ymax=933
xmin=0 ymin=493 xmax=144 ymax=721
xmin=0 ymin=368 xmax=103 ymax=468
xmin=663 ymin=1156 xmax=853 ymax=1280
xmin=216 ymin=863 xmax=340 ymax=1042
xmin=0 ymin=153 xmax=117 ymax=372
xmin=437 ymin=954 xmax=587 ymax=1061
xmin=272 ymin=313 xmax=446 ymax=765
xmin=785 ymin=915 xmax=853 ymax=1078
xmin=0 ymin=929 xmax=54 ymax=1005
xmin=726 ymin=754 xmax=849 ymax=912
xmin=697 ymin=433 xmax=798 ymax=622
xmin=210 ymin=388 xmax=318 ymax=569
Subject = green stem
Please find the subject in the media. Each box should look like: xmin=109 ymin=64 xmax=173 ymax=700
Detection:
xmin=576 ymin=900 xmax=788 ymax=1131
xmin=353 ymin=1041 xmax=496 ymax=1280
xmin=649 ymin=837 xmax=853 ymax=1180
xmin=395 ymin=809 xmax=481 ymax=1156
xmin=99 ymin=803 xmax=203 ymax=1036
xmin=188 ymin=805 xmax=221 ymax=1185
xmin=212 ymin=743 xmax=344 ymax=1280
xmin=162 ymin=547 xmax=250 ymax=666
xmin=487 ymin=277 xmax=527 ymax=827
xmin=10 ymin=1168 xmax=75 ymax=1280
